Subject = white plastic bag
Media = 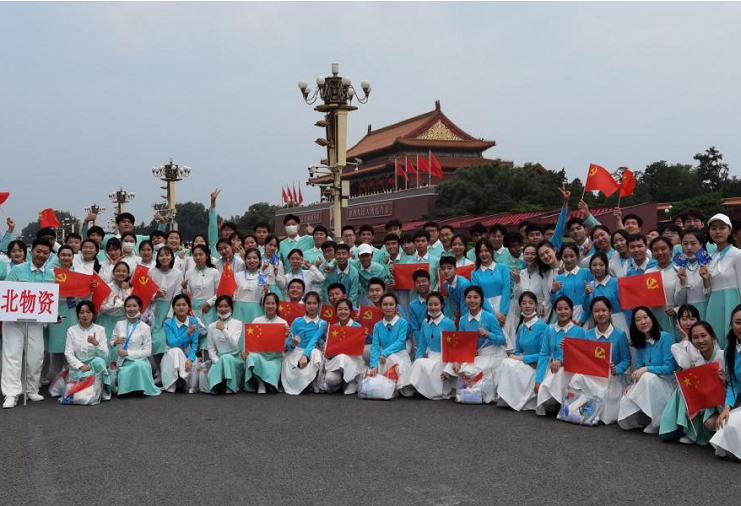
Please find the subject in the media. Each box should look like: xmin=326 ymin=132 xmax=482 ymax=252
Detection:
xmin=455 ymin=371 xmax=495 ymax=404
xmin=60 ymin=374 xmax=103 ymax=405
xmin=556 ymin=389 xmax=603 ymax=426
xmin=49 ymin=369 xmax=69 ymax=398
xmin=358 ymin=374 xmax=397 ymax=400
xmin=198 ymin=359 xmax=212 ymax=394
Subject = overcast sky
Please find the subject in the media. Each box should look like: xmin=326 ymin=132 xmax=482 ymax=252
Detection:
xmin=1 ymin=2 xmax=739 ymax=232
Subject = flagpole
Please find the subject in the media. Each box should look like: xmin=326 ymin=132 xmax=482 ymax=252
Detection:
xmin=428 ymin=149 xmax=432 ymax=187
xmin=416 ymin=153 xmax=419 ymax=188
xmin=394 ymin=158 xmax=398 ymax=192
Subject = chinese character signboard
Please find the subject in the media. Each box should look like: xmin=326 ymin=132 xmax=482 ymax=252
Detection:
xmin=0 ymin=281 xmax=59 ymax=323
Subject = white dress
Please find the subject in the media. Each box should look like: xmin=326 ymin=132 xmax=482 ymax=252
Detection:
xmin=504 ymin=268 xmax=548 ymax=350
xmin=710 ymin=343 xmax=741 ymax=458
xmin=322 ymin=320 xmax=366 ymax=395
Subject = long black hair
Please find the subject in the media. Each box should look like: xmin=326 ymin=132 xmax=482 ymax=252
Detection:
xmin=725 ymin=305 xmax=741 ymax=404
xmin=516 ymin=291 xmax=538 ymax=332
xmin=474 ymin=238 xmax=495 ymax=268
xmin=535 ymin=240 xmax=557 ymax=276
xmin=629 ymin=306 xmax=662 ymax=348
xmin=191 ymin=244 xmax=214 ymax=268
xmin=425 ymin=292 xmax=446 ymax=322
xmin=80 ymin=239 xmax=102 ymax=273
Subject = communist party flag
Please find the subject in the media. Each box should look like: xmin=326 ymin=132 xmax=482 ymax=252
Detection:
xmin=91 ymin=272 xmax=112 ymax=311
xmin=442 ymin=331 xmax=478 ymax=363
xmin=319 ymin=304 xmax=338 ymax=324
xmin=563 ymin=337 xmax=611 ymax=378
xmin=129 ymin=265 xmax=159 ymax=312
xmin=584 ymin=164 xmax=620 ymax=197
xmin=244 ymin=323 xmax=286 ymax=353
xmin=54 ymin=268 xmax=94 ymax=297
xmin=619 ymin=168 xmax=636 ymax=198
xmin=278 ymin=301 xmax=305 ymax=326
xmin=618 ymin=271 xmax=666 ymax=309
xmin=356 ymin=305 xmax=383 ymax=333
xmin=39 ymin=208 xmax=60 ymax=229
xmin=0 ymin=191 xmax=9 ymax=206
xmin=429 ymin=152 xmax=443 ymax=179
xmin=63 ymin=375 xmax=96 ymax=399
xmin=439 ymin=264 xmax=476 ymax=296
xmin=216 ymin=262 xmax=238 ymax=298
xmin=391 ymin=263 xmax=429 ymax=290
xmin=676 ymin=362 xmax=726 ymax=415
xmin=325 ymin=325 xmax=366 ymax=356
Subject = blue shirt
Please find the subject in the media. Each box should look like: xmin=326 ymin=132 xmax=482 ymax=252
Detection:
xmin=470 ymin=263 xmax=511 ymax=314
xmin=535 ymin=323 xmax=586 ymax=384
xmin=416 ymin=315 xmax=457 ymax=359
xmin=514 ymin=318 xmax=549 ymax=364
xmin=725 ymin=344 xmax=741 ymax=406
xmin=634 ymin=331 xmax=677 ymax=376
xmin=323 ymin=264 xmax=360 ymax=306
xmin=164 ymin=316 xmax=206 ymax=361
xmin=552 ymin=266 xmax=592 ymax=309
xmin=581 ymin=276 xmax=623 ymax=324
xmin=408 ymin=297 xmax=427 ymax=338
xmin=370 ymin=316 xmax=409 ymax=368
xmin=584 ymin=326 xmax=633 ymax=376
xmin=287 ymin=316 xmax=327 ymax=357
xmin=457 ymin=310 xmax=506 ymax=350
xmin=442 ymin=275 xmax=494 ymax=319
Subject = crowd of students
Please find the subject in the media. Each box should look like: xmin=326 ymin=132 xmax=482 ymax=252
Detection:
xmin=1 ymin=187 xmax=740 ymax=461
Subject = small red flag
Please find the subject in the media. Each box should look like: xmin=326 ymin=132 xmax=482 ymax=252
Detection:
xmin=619 ymin=168 xmax=636 ymax=198
xmin=584 ymin=164 xmax=620 ymax=197
xmin=54 ymin=268 xmax=94 ymax=297
xmin=406 ymin=159 xmax=417 ymax=175
xmin=39 ymin=208 xmax=60 ymax=229
xmin=563 ymin=337 xmax=611 ymax=378
xmin=91 ymin=272 xmax=112 ymax=311
xmin=429 ymin=152 xmax=443 ymax=179
xmin=298 ymin=186 xmax=304 ymax=204
xmin=129 ymin=265 xmax=160 ymax=312
xmin=244 ymin=323 xmax=286 ymax=353
xmin=391 ymin=263 xmax=429 ymax=290
xmin=278 ymin=301 xmax=305 ymax=326
xmin=418 ymin=155 xmax=430 ymax=174
xmin=325 ymin=325 xmax=366 ymax=356
xmin=439 ymin=264 xmax=476 ymax=296
xmin=63 ymin=375 xmax=96 ymax=398
xmin=356 ymin=305 xmax=383 ymax=333
xmin=395 ymin=160 xmax=408 ymax=181
xmin=618 ymin=271 xmax=666 ymax=309
xmin=319 ymin=304 xmax=338 ymax=324
xmin=281 ymin=186 xmax=288 ymax=204
xmin=442 ymin=331 xmax=477 ymax=363
xmin=0 ymin=191 xmax=9 ymax=206
xmin=676 ymin=362 xmax=726 ymax=415
xmin=382 ymin=363 xmax=400 ymax=381
xmin=291 ymin=184 xmax=298 ymax=204
xmin=216 ymin=262 xmax=238 ymax=298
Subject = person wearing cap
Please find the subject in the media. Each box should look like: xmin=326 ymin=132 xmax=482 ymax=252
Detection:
xmin=81 ymin=210 xmax=166 ymax=256
xmin=356 ymin=243 xmax=387 ymax=305
xmin=357 ymin=224 xmax=385 ymax=264
xmin=706 ymin=213 xmax=741 ymax=348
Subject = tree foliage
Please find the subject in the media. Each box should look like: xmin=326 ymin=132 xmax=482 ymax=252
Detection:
xmin=232 ymin=202 xmax=281 ymax=234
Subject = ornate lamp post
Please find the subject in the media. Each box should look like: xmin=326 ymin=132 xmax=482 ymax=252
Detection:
xmin=152 ymin=157 xmax=191 ymax=230
xmin=83 ymin=204 xmax=106 ymax=225
xmin=298 ymin=63 xmax=371 ymax=241
xmin=108 ymin=189 xmax=135 ymax=217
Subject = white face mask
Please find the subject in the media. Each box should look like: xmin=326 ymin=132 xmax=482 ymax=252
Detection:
xmin=428 ymin=311 xmax=443 ymax=319
xmin=285 ymin=225 xmax=299 ymax=236
xmin=522 ymin=310 xmax=537 ymax=319
xmin=122 ymin=242 xmax=135 ymax=253
xmin=219 ymin=311 xmax=232 ymax=320
xmin=153 ymin=243 xmax=164 ymax=252
xmin=127 ymin=311 xmax=141 ymax=320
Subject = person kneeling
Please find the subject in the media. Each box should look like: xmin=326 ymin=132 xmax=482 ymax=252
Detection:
xmin=281 ymin=292 xmax=325 ymax=395
xmin=63 ymin=301 xmax=111 ymax=404
xmin=207 ymin=295 xmax=245 ymax=394
xmin=161 ymin=294 xmax=206 ymax=393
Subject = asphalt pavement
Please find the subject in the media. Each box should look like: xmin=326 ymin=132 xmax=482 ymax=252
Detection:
xmin=1 ymin=391 xmax=738 ymax=506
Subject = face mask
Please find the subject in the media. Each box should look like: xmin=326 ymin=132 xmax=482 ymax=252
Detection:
xmin=428 ymin=311 xmax=443 ymax=319
xmin=122 ymin=242 xmax=135 ymax=253
xmin=127 ymin=311 xmax=141 ymax=320
xmin=285 ymin=225 xmax=299 ymax=236
xmin=219 ymin=311 xmax=232 ymax=320
xmin=522 ymin=310 xmax=537 ymax=319
xmin=153 ymin=243 xmax=164 ymax=252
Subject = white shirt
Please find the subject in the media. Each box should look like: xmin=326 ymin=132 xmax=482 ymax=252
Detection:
xmin=467 ymin=310 xmax=483 ymax=323
xmin=185 ymin=266 xmax=220 ymax=305
xmin=235 ymin=270 xmax=265 ymax=303
xmin=110 ymin=319 xmax=152 ymax=359
xmin=383 ymin=315 xmax=400 ymax=328
xmin=428 ymin=313 xmax=445 ymax=326
xmin=555 ymin=321 xmax=574 ymax=334
xmin=65 ymin=323 xmax=109 ymax=370
xmin=671 ymin=341 xmax=725 ymax=370
xmin=595 ymin=324 xmax=614 ymax=340
xmin=149 ymin=267 xmax=184 ymax=302
xmin=207 ymin=317 xmax=243 ymax=360
xmin=100 ymin=282 xmax=131 ymax=317
xmin=72 ymin=257 xmax=97 ymax=275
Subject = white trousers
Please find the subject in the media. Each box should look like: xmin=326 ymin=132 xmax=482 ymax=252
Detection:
xmin=1 ymin=321 xmax=45 ymax=397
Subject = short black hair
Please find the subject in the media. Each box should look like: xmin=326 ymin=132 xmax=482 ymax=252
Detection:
xmin=313 ymin=225 xmax=329 ymax=236
xmin=400 ymin=233 xmax=415 ymax=245
xmin=254 ymin=222 xmax=270 ymax=232
xmin=412 ymin=269 xmax=431 ymax=281
xmin=150 ymin=230 xmax=166 ymax=240
xmin=413 ymin=230 xmax=430 ymax=241
xmin=36 ymin=227 xmax=56 ymax=239
xmin=167 ymin=230 xmax=182 ymax=242
xmin=383 ymin=234 xmax=400 ymax=245
xmin=287 ymin=278 xmax=305 ymax=290
xmin=65 ymin=233 xmax=82 ymax=243
xmin=525 ymin=223 xmax=543 ymax=235
xmin=423 ymin=221 xmax=440 ymax=231
xmin=503 ymin=231 xmax=523 ymax=248
xmin=283 ymin=214 xmax=300 ymax=225
xmin=87 ymin=226 xmax=105 ymax=238
xmin=626 ymin=233 xmax=647 ymax=245
xmin=359 ymin=224 xmax=374 ymax=234
xmin=221 ymin=221 xmax=238 ymax=233
xmin=682 ymin=208 xmax=705 ymax=224
xmin=326 ymin=282 xmax=346 ymax=294
xmin=321 ymin=241 xmax=336 ymax=252
xmin=31 ymin=238 xmax=52 ymax=251
xmin=367 ymin=277 xmax=385 ymax=290
xmin=438 ymin=255 xmax=456 ymax=267
xmin=488 ymin=224 xmax=507 ymax=236
xmin=566 ymin=217 xmax=585 ymax=230
xmin=623 ymin=213 xmax=643 ymax=228
xmin=341 ymin=225 xmax=356 ymax=234
xmin=115 ymin=212 xmax=135 ymax=224
xmin=440 ymin=224 xmax=455 ymax=233
xmin=384 ymin=219 xmax=402 ymax=230
xmin=335 ymin=243 xmax=350 ymax=253
xmin=469 ymin=223 xmax=486 ymax=236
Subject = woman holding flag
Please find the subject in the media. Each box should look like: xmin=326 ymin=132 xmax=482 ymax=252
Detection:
xmin=63 ymin=301 xmax=111 ymax=403
xmin=243 ymin=293 xmax=287 ymax=394
xmin=366 ymin=293 xmax=412 ymax=382
xmin=618 ymin=308 xmax=677 ymax=433
xmin=215 ymin=238 xmax=245 ymax=275
xmin=98 ymin=261 xmax=132 ymax=342
xmin=73 ymin=239 xmax=101 ymax=274
xmin=705 ymin=214 xmax=741 ymax=348
xmin=320 ymin=298 xmax=366 ymax=395
xmin=711 ymin=305 xmax=741 ymax=459
xmin=281 ymin=291 xmax=326 ymax=395
xmin=646 ymin=237 xmax=683 ymax=341
xmin=234 ymin=248 xmax=267 ymax=325
xmin=44 ymin=245 xmax=79 ymax=383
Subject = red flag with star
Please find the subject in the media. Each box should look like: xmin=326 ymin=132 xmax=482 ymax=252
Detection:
xmin=129 ymin=265 xmax=159 ymax=312
xmin=391 ymin=263 xmax=429 ymax=290
xmin=584 ymin=163 xmax=619 ymax=197
xmin=325 ymin=325 xmax=365 ymax=356
xmin=563 ymin=337 xmax=611 ymax=378
xmin=442 ymin=331 xmax=478 ymax=363
xmin=216 ymin=262 xmax=238 ymax=298
xmin=356 ymin=305 xmax=383 ymax=333
xmin=676 ymin=362 xmax=726 ymax=415
xmin=54 ymin=268 xmax=94 ymax=297
xmin=39 ymin=208 xmax=60 ymax=229
xmin=395 ymin=159 xmax=408 ymax=181
xmin=91 ymin=272 xmax=112 ymax=312
xmin=319 ymin=304 xmax=338 ymax=324
xmin=618 ymin=271 xmax=666 ymax=309
xmin=244 ymin=323 xmax=286 ymax=353
xmin=619 ymin=168 xmax=636 ymax=198
xmin=278 ymin=301 xmax=305 ymax=326
xmin=417 ymin=154 xmax=430 ymax=174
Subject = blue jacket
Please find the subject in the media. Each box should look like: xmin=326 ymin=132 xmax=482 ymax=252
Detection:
xmin=535 ymin=323 xmax=586 ymax=384
xmin=370 ymin=317 xmax=409 ymax=368
xmin=416 ymin=316 xmax=457 ymax=359
xmin=634 ymin=331 xmax=677 ymax=376
xmin=457 ymin=310 xmax=506 ymax=350
xmin=164 ymin=316 xmax=206 ymax=361
xmin=514 ymin=319 xmax=549 ymax=364
xmin=287 ymin=316 xmax=327 ymax=357
xmin=584 ymin=326 xmax=633 ymax=376
xmin=470 ymin=263 xmax=511 ymax=314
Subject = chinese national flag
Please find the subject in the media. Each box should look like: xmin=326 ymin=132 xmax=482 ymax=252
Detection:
xmin=584 ymin=164 xmax=620 ymax=197
xmin=244 ymin=323 xmax=286 ymax=353
xmin=391 ymin=263 xmax=429 ymax=290
xmin=356 ymin=305 xmax=383 ymax=333
xmin=129 ymin=265 xmax=160 ymax=312
xmin=54 ymin=268 xmax=94 ymax=297
xmin=442 ymin=331 xmax=478 ymax=363
xmin=281 ymin=186 xmax=288 ymax=204
xmin=325 ymin=325 xmax=366 ymax=356
xmin=39 ymin=208 xmax=60 ymax=229
xmin=91 ymin=272 xmax=112 ymax=311
xmin=676 ymin=362 xmax=726 ymax=415
xmin=395 ymin=159 xmax=408 ymax=181
xmin=619 ymin=168 xmax=636 ymax=198
xmin=298 ymin=186 xmax=304 ymax=204
xmin=618 ymin=271 xmax=666 ymax=309
xmin=278 ymin=301 xmax=305 ymax=326
xmin=0 ymin=191 xmax=9 ymax=206
xmin=406 ymin=159 xmax=417 ymax=175
xmin=439 ymin=264 xmax=476 ymax=296
xmin=383 ymin=363 xmax=400 ymax=381
xmin=319 ymin=304 xmax=338 ymax=324
xmin=417 ymin=155 xmax=430 ymax=174
xmin=563 ymin=337 xmax=611 ymax=378
xmin=216 ymin=263 xmax=238 ymax=298
xmin=429 ymin=152 xmax=443 ymax=179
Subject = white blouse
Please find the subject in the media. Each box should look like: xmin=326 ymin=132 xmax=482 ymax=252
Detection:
xmin=72 ymin=257 xmax=97 ymax=275
xmin=99 ymin=282 xmax=132 ymax=316
xmin=149 ymin=267 xmax=184 ymax=302
xmin=235 ymin=270 xmax=265 ymax=303
xmin=64 ymin=323 xmax=109 ymax=370
xmin=110 ymin=319 xmax=152 ymax=359
xmin=709 ymin=246 xmax=741 ymax=292
xmin=671 ymin=341 xmax=725 ymax=371
xmin=207 ymin=318 xmax=243 ymax=361
xmin=184 ymin=266 xmax=220 ymax=304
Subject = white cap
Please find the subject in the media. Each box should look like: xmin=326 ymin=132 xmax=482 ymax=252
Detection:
xmin=358 ymin=244 xmax=374 ymax=256
xmin=707 ymin=213 xmax=732 ymax=228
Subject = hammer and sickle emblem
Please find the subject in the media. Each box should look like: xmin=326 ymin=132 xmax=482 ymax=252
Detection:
xmin=139 ymin=276 xmax=149 ymax=285
xmin=363 ymin=310 xmax=373 ymax=320
xmin=56 ymin=273 xmax=67 ymax=283
xmin=324 ymin=309 xmax=333 ymax=317
xmin=594 ymin=346 xmax=606 ymax=360
xmin=589 ymin=166 xmax=598 ymax=176
xmin=646 ymin=278 xmax=659 ymax=290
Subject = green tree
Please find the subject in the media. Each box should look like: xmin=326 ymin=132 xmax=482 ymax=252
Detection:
xmin=694 ymin=146 xmax=729 ymax=192
xmin=638 ymin=161 xmax=699 ymax=202
xmin=233 ymin=202 xmax=281 ymax=234
xmin=672 ymin=192 xmax=726 ymax=219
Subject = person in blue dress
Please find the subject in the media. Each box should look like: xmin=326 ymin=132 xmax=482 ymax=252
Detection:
xmin=711 ymin=304 xmax=741 ymax=458
xmin=161 ymin=294 xmax=207 ymax=393
xmin=471 ymin=238 xmax=511 ymax=328
xmin=551 ymin=244 xmax=591 ymax=323
xmin=320 ymin=298 xmax=366 ymax=395
xmin=618 ymin=307 xmax=678 ymax=433
xmin=367 ymin=293 xmax=412 ymax=381
xmin=582 ymin=253 xmax=627 ymax=333
xmin=280 ymin=291 xmax=326 ymax=395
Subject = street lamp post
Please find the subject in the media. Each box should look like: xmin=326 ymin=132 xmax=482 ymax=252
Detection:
xmin=298 ymin=63 xmax=371 ymax=241
xmin=61 ymin=216 xmax=77 ymax=242
xmin=152 ymin=157 xmax=191 ymax=231
xmin=83 ymin=204 xmax=106 ymax=225
xmin=108 ymin=189 xmax=135 ymax=217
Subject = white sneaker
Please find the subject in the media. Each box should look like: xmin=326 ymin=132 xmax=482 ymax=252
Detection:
xmin=643 ymin=425 xmax=659 ymax=434
xmin=344 ymin=382 xmax=358 ymax=395
xmin=679 ymin=436 xmax=694 ymax=445
xmin=27 ymin=393 xmax=44 ymax=402
xmin=3 ymin=396 xmax=17 ymax=409
xmin=102 ymin=392 xmax=111 ymax=402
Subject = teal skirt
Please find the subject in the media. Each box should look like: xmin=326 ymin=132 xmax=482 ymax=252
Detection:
xmin=208 ymin=350 xmax=244 ymax=394
xmin=244 ymin=352 xmax=282 ymax=391
xmin=706 ymin=288 xmax=739 ymax=349
xmin=269 ymin=285 xmax=283 ymax=301
xmin=70 ymin=357 xmax=111 ymax=391
xmin=151 ymin=299 xmax=172 ymax=355
xmin=192 ymin=298 xmax=218 ymax=350
xmin=690 ymin=301 xmax=708 ymax=321
xmin=651 ymin=308 xmax=678 ymax=342
xmin=97 ymin=312 xmax=125 ymax=347
xmin=659 ymin=388 xmax=717 ymax=445
xmin=116 ymin=357 xmax=161 ymax=396
xmin=46 ymin=300 xmax=78 ymax=353
xmin=234 ymin=301 xmax=263 ymax=326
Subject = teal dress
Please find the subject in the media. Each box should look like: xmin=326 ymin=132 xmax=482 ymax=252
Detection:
xmin=207 ymin=318 xmax=245 ymax=394
xmin=244 ymin=315 xmax=285 ymax=391
xmin=233 ymin=271 xmax=265 ymax=326
xmin=705 ymin=245 xmax=741 ymax=349
xmin=111 ymin=320 xmax=161 ymax=397
xmin=69 ymin=357 xmax=111 ymax=395
xmin=46 ymin=298 xmax=78 ymax=353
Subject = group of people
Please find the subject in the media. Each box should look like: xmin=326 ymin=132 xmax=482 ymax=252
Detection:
xmin=1 ymin=187 xmax=740 ymax=461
